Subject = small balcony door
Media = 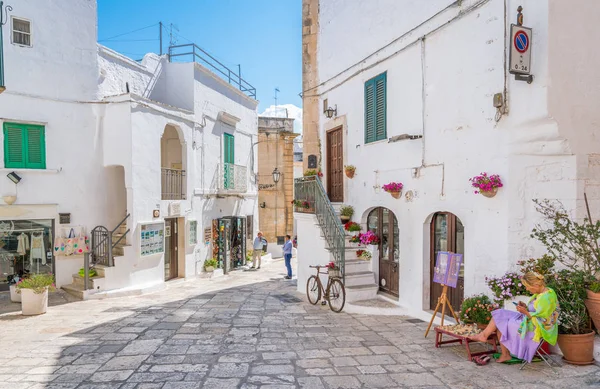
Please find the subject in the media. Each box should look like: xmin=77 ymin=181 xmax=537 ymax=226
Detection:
xmin=326 ymin=127 xmax=343 ymax=202
xmin=223 ymin=133 xmax=235 ymax=189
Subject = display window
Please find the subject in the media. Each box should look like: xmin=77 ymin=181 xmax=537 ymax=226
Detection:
xmin=0 ymin=219 xmax=54 ymax=291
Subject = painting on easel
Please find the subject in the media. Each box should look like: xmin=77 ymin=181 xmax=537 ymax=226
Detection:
xmin=432 ymin=251 xmax=463 ymax=288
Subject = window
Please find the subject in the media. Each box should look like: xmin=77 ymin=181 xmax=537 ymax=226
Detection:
xmin=12 ymin=17 xmax=31 ymax=47
xmin=364 ymin=72 xmax=387 ymax=143
xmin=223 ymin=133 xmax=234 ymax=189
xmin=3 ymin=122 xmax=46 ymax=169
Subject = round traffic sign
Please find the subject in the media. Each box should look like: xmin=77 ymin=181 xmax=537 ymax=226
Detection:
xmin=514 ymin=30 xmax=529 ymax=53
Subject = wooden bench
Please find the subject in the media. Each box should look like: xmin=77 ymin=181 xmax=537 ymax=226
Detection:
xmin=434 ymin=326 xmax=499 ymax=361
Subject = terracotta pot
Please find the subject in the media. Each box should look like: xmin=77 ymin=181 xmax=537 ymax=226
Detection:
xmin=345 ymin=170 xmax=355 ymax=179
xmin=585 ymin=289 xmax=600 ymax=332
xmin=389 ymin=191 xmax=402 ymax=199
xmin=557 ymin=331 xmax=596 ymax=365
xmin=480 ymin=188 xmax=498 ymax=198
xmin=340 ymin=216 xmax=350 ymax=223
xmin=21 ymin=288 xmax=48 ymax=316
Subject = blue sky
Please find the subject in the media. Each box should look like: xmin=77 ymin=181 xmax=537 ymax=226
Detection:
xmin=97 ymin=0 xmax=302 ymax=112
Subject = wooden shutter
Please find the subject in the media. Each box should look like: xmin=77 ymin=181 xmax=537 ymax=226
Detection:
xmin=364 ymin=80 xmax=375 ymax=143
xmin=4 ymin=124 xmax=25 ymax=168
xmin=375 ymin=73 xmax=387 ymax=141
xmin=26 ymin=126 xmax=46 ymax=169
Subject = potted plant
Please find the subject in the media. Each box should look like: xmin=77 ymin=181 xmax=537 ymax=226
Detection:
xmin=547 ymin=269 xmax=595 ymax=364
xmin=304 ymin=169 xmax=323 ymax=178
xmin=325 ymin=261 xmax=341 ymax=278
xmin=344 ymin=165 xmax=356 ymax=179
xmin=485 ymin=272 xmax=529 ymax=309
xmin=246 ymin=250 xmax=254 ymax=265
xmin=344 ymin=221 xmax=361 ymax=234
xmin=204 ymin=258 xmax=218 ymax=273
xmin=16 ymin=273 xmax=56 ymax=315
xmin=339 ymin=205 xmax=354 ymax=223
xmin=8 ymin=274 xmax=22 ymax=303
xmin=349 ymin=233 xmax=362 ymax=247
xmin=469 ymin=172 xmax=503 ymax=198
xmin=359 ymin=230 xmax=380 ymax=246
xmin=382 ymin=182 xmax=403 ymax=199
xmin=459 ymin=294 xmax=498 ymax=329
xmin=356 ymin=249 xmax=371 ymax=261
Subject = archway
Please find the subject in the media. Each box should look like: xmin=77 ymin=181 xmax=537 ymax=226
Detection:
xmin=367 ymin=207 xmax=399 ymax=297
xmin=430 ymin=212 xmax=464 ymax=313
xmin=160 ymin=124 xmax=185 ymax=200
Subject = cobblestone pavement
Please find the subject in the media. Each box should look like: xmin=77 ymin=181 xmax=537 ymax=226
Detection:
xmin=1 ymin=258 xmax=600 ymax=389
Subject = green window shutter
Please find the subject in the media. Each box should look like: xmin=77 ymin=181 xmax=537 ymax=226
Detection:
xmin=364 ymin=79 xmax=375 ymax=143
xmin=224 ymin=133 xmax=234 ymax=164
xmin=375 ymin=73 xmax=387 ymax=141
xmin=3 ymin=122 xmax=46 ymax=169
xmin=4 ymin=124 xmax=25 ymax=168
xmin=25 ymin=126 xmax=46 ymax=169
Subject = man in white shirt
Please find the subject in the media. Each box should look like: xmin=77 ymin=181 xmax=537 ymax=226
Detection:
xmin=251 ymin=232 xmax=266 ymax=269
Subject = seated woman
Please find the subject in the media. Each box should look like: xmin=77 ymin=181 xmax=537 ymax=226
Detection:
xmin=470 ymin=272 xmax=559 ymax=363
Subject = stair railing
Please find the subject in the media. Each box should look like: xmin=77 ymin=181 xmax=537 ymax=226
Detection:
xmin=91 ymin=213 xmax=130 ymax=268
xmin=294 ymin=176 xmax=345 ymax=282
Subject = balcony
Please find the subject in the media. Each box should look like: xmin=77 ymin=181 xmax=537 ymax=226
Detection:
xmin=162 ymin=168 xmax=186 ymax=200
xmin=218 ymin=163 xmax=247 ymax=194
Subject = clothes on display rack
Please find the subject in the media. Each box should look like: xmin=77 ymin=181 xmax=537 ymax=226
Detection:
xmin=30 ymin=232 xmax=46 ymax=265
xmin=17 ymin=233 xmax=29 ymax=255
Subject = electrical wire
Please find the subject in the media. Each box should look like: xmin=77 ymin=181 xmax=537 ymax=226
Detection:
xmin=99 ymin=23 xmax=158 ymax=42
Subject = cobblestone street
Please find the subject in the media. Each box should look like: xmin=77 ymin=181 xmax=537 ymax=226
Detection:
xmin=1 ymin=259 xmax=599 ymax=389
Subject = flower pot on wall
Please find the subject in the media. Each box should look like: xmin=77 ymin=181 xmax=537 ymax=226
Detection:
xmin=345 ymin=170 xmax=355 ymax=179
xmin=480 ymin=188 xmax=498 ymax=198
xmin=557 ymin=331 xmax=596 ymax=365
xmin=9 ymin=284 xmax=21 ymax=303
xmin=584 ymin=290 xmax=600 ymax=332
xmin=389 ymin=191 xmax=402 ymax=199
xmin=20 ymin=288 xmax=48 ymax=315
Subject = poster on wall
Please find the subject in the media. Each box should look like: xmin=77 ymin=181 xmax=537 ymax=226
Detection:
xmin=189 ymin=220 xmax=198 ymax=245
xmin=433 ymin=251 xmax=463 ymax=288
xmin=140 ymin=222 xmax=165 ymax=257
xmin=204 ymin=227 xmax=211 ymax=245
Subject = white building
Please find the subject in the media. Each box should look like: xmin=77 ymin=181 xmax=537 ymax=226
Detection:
xmin=0 ymin=0 xmax=259 ymax=297
xmin=297 ymin=0 xmax=600 ymax=319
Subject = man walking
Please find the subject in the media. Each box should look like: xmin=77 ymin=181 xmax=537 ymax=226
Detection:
xmin=251 ymin=232 xmax=265 ymax=269
xmin=283 ymin=234 xmax=293 ymax=279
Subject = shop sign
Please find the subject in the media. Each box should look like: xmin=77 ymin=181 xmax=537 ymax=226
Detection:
xmin=204 ymin=227 xmax=211 ymax=244
xmin=140 ymin=222 xmax=164 ymax=257
xmin=59 ymin=213 xmax=71 ymax=224
xmin=169 ymin=202 xmax=181 ymax=216
xmin=189 ymin=220 xmax=198 ymax=245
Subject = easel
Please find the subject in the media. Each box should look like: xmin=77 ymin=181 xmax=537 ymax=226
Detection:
xmin=425 ymin=284 xmax=459 ymax=337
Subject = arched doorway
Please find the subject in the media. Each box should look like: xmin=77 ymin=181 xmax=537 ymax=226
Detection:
xmin=367 ymin=208 xmax=399 ymax=297
xmin=430 ymin=212 xmax=464 ymax=312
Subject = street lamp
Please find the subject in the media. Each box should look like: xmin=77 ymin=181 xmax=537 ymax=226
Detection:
xmin=272 ymin=167 xmax=281 ymax=184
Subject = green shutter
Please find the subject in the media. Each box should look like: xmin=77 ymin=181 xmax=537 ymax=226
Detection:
xmin=224 ymin=133 xmax=234 ymax=164
xmin=364 ymin=79 xmax=375 ymax=143
xmin=3 ymin=122 xmax=46 ymax=169
xmin=375 ymin=73 xmax=387 ymax=141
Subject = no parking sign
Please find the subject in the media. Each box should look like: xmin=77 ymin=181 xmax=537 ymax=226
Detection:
xmin=509 ymin=24 xmax=532 ymax=75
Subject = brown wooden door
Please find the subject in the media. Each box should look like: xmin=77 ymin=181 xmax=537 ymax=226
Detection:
xmin=368 ymin=208 xmax=399 ymax=297
xmin=430 ymin=213 xmax=464 ymax=313
xmin=326 ymin=128 xmax=343 ymax=202
xmin=164 ymin=218 xmax=178 ymax=281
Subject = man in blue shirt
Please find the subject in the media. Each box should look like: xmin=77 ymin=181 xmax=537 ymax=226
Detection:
xmin=251 ymin=232 xmax=266 ymax=269
xmin=283 ymin=234 xmax=293 ymax=279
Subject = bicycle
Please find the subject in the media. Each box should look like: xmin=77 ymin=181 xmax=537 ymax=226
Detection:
xmin=306 ymin=265 xmax=346 ymax=313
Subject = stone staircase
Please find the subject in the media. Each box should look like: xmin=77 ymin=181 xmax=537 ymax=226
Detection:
xmin=62 ymin=223 xmax=130 ymax=300
xmin=340 ymin=236 xmax=378 ymax=302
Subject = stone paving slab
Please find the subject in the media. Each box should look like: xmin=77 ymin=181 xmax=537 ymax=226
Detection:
xmin=1 ymin=258 xmax=600 ymax=388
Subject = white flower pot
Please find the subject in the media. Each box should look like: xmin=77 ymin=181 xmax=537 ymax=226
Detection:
xmin=504 ymin=295 xmax=530 ymax=312
xmin=21 ymin=288 xmax=48 ymax=316
xmin=9 ymin=284 xmax=21 ymax=303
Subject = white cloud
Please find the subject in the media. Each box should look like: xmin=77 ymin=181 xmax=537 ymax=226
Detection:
xmin=260 ymin=104 xmax=303 ymax=153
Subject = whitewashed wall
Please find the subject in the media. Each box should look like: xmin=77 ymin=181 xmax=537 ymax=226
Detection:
xmin=310 ymin=0 xmax=600 ymax=314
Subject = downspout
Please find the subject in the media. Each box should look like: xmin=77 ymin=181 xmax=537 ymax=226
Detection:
xmin=0 ymin=1 xmax=13 ymax=93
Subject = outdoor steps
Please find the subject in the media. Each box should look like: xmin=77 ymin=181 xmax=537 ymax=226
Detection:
xmin=61 ymin=283 xmax=87 ymax=300
xmin=344 ymin=271 xmax=376 ymax=287
xmin=345 ymin=284 xmax=379 ymax=303
xmin=61 ymin=265 xmax=107 ymax=300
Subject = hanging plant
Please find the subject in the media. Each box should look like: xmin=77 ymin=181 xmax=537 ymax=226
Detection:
xmin=345 ymin=165 xmax=356 ymax=179
xmin=382 ymin=182 xmax=404 ymax=199
xmin=469 ymin=172 xmax=503 ymax=198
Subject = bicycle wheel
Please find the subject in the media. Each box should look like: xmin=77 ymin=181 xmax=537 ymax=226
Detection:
xmin=306 ymin=275 xmax=321 ymax=305
xmin=326 ymin=278 xmax=346 ymax=313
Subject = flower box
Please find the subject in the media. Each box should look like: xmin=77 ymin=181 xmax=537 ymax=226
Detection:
xmin=469 ymin=173 xmax=502 ymax=198
xmin=382 ymin=182 xmax=404 ymax=199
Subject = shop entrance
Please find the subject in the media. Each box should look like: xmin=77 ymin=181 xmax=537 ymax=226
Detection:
xmin=164 ymin=218 xmax=179 ymax=281
xmin=430 ymin=212 xmax=464 ymax=313
xmin=215 ymin=217 xmax=246 ymax=274
xmin=0 ymin=219 xmax=54 ymax=292
xmin=367 ymin=208 xmax=399 ymax=297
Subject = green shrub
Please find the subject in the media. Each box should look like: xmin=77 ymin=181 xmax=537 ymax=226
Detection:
xmin=16 ymin=273 xmax=56 ymax=294
xmin=459 ymin=294 xmax=498 ymax=325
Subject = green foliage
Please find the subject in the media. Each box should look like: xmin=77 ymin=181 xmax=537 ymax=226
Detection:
xmin=204 ymin=258 xmax=218 ymax=270
xmin=517 ymin=255 xmax=556 ymax=278
xmin=16 ymin=273 xmax=56 ymax=294
xmin=246 ymin=250 xmax=253 ymax=263
xmin=339 ymin=205 xmax=354 ymax=217
xmin=459 ymin=294 xmax=498 ymax=325
xmin=78 ymin=268 xmax=97 ymax=278
xmin=547 ymin=269 xmax=591 ymax=335
xmin=485 ymin=272 xmax=528 ymax=303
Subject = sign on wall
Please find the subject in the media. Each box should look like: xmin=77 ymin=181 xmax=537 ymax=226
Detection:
xmin=140 ymin=222 xmax=165 ymax=256
xmin=189 ymin=220 xmax=198 ymax=245
xmin=204 ymin=227 xmax=212 ymax=244
xmin=509 ymin=24 xmax=532 ymax=75
xmin=307 ymin=155 xmax=317 ymax=169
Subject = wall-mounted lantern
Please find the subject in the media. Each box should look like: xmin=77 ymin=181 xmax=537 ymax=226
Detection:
xmin=272 ymin=168 xmax=281 ymax=184
xmin=325 ymin=105 xmax=337 ymax=119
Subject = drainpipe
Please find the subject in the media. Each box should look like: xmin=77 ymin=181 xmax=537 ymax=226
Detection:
xmin=0 ymin=2 xmax=12 ymax=93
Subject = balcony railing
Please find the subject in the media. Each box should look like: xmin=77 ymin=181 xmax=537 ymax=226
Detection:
xmin=162 ymin=168 xmax=186 ymax=200
xmin=218 ymin=163 xmax=247 ymax=193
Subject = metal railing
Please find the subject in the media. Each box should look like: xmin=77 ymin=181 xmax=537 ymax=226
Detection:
xmin=90 ymin=213 xmax=130 ymax=269
xmin=219 ymin=163 xmax=248 ymax=193
xmin=162 ymin=168 xmax=186 ymax=200
xmin=294 ymin=176 xmax=346 ymax=282
xmin=168 ymin=43 xmax=256 ymax=99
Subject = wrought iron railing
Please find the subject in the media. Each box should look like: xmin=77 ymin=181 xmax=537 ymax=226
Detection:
xmin=168 ymin=43 xmax=256 ymax=99
xmin=162 ymin=168 xmax=186 ymax=200
xmin=294 ymin=176 xmax=345 ymax=282
xmin=91 ymin=213 xmax=130 ymax=268
xmin=219 ymin=163 xmax=248 ymax=193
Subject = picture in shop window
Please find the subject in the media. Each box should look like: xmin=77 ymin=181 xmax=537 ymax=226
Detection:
xmin=0 ymin=219 xmax=54 ymax=292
